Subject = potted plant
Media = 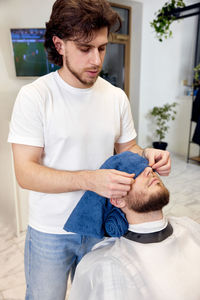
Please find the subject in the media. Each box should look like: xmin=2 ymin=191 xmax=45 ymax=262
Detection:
xmin=194 ymin=63 xmax=200 ymax=89
xmin=150 ymin=102 xmax=177 ymax=150
xmin=150 ymin=0 xmax=185 ymax=42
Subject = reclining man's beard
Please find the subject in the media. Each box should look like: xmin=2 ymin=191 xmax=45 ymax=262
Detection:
xmin=128 ymin=186 xmax=170 ymax=213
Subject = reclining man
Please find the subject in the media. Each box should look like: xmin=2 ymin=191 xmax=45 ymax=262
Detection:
xmin=68 ymin=153 xmax=200 ymax=300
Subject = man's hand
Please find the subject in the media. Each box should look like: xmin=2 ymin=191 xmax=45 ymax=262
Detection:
xmin=89 ymin=169 xmax=135 ymax=198
xmin=142 ymin=148 xmax=171 ymax=176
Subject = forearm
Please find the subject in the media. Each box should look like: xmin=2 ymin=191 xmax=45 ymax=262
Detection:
xmin=115 ymin=139 xmax=144 ymax=156
xmin=14 ymin=160 xmax=135 ymax=197
xmin=15 ymin=161 xmax=94 ymax=193
xmin=12 ymin=144 xmax=135 ymax=196
xmin=128 ymin=144 xmax=144 ymax=156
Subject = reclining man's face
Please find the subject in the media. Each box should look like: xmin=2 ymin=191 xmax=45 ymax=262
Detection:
xmin=126 ymin=167 xmax=169 ymax=213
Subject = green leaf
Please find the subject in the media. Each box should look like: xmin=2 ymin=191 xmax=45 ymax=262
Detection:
xmin=150 ymin=0 xmax=185 ymax=42
xmin=149 ymin=102 xmax=178 ymax=141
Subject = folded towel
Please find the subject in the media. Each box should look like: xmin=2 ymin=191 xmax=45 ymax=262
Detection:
xmin=104 ymin=206 xmax=129 ymax=237
xmin=64 ymin=151 xmax=149 ymax=238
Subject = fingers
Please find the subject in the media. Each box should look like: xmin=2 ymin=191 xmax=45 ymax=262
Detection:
xmin=146 ymin=155 xmax=155 ymax=167
xmin=108 ymin=179 xmax=133 ymax=195
xmin=111 ymin=170 xmax=135 ymax=178
xmin=151 ymin=152 xmax=171 ymax=175
xmin=108 ymin=176 xmax=135 ymax=198
xmin=116 ymin=174 xmax=135 ymax=186
xmin=106 ymin=172 xmax=135 ymax=198
xmin=92 ymin=169 xmax=135 ymax=199
xmin=154 ymin=162 xmax=171 ymax=176
xmin=143 ymin=148 xmax=155 ymax=166
xmin=144 ymin=148 xmax=171 ymax=176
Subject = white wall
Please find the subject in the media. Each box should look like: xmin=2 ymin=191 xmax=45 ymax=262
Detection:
xmin=0 ymin=0 xmax=199 ymax=231
xmin=133 ymin=0 xmax=199 ymax=156
xmin=112 ymin=0 xmax=199 ymax=156
xmin=0 ymin=0 xmax=55 ymax=230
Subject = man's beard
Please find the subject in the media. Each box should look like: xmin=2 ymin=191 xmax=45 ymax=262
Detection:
xmin=65 ymin=55 xmax=100 ymax=87
xmin=127 ymin=185 xmax=170 ymax=213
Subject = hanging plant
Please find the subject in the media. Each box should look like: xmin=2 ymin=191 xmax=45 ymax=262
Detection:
xmin=150 ymin=0 xmax=185 ymax=42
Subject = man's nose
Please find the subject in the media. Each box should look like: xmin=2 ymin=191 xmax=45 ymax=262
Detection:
xmin=90 ymin=49 xmax=101 ymax=66
xmin=143 ymin=167 xmax=153 ymax=176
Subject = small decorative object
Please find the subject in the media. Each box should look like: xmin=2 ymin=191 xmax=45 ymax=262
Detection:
xmin=150 ymin=102 xmax=177 ymax=150
xmin=150 ymin=0 xmax=185 ymax=42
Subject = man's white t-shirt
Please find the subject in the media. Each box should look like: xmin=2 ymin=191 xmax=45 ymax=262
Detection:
xmin=8 ymin=71 xmax=136 ymax=234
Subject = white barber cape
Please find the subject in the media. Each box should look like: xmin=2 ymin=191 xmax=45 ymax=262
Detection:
xmin=69 ymin=216 xmax=200 ymax=300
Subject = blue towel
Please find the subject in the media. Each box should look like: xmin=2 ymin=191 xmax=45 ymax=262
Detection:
xmin=64 ymin=151 xmax=149 ymax=238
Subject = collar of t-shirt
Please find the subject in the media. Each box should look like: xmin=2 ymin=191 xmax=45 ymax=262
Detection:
xmin=128 ymin=217 xmax=168 ymax=234
xmin=55 ymin=70 xmax=96 ymax=94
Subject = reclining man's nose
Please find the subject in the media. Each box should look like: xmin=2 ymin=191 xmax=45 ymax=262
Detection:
xmin=144 ymin=167 xmax=153 ymax=176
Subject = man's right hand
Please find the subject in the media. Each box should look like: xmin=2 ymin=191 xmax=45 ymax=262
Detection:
xmin=88 ymin=169 xmax=135 ymax=198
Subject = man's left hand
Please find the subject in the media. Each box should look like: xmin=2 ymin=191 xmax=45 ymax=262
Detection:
xmin=142 ymin=148 xmax=171 ymax=176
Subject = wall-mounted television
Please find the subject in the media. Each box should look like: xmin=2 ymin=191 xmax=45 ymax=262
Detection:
xmin=10 ymin=28 xmax=59 ymax=77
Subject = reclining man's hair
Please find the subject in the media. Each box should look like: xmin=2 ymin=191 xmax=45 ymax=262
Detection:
xmin=44 ymin=0 xmax=121 ymax=66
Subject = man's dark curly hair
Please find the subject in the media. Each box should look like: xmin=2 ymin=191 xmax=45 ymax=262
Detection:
xmin=44 ymin=0 xmax=121 ymax=66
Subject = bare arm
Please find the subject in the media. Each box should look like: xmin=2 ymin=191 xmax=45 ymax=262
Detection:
xmin=12 ymin=143 xmax=134 ymax=197
xmin=115 ymin=139 xmax=143 ymax=155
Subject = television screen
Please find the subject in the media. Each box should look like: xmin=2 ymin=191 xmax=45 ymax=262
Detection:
xmin=10 ymin=28 xmax=59 ymax=76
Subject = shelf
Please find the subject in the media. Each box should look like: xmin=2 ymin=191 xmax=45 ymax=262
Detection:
xmin=179 ymin=96 xmax=193 ymax=101
xmin=189 ymin=156 xmax=200 ymax=163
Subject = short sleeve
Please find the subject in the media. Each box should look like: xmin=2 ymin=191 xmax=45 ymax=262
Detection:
xmin=116 ymin=91 xmax=137 ymax=144
xmin=8 ymin=85 xmax=44 ymax=147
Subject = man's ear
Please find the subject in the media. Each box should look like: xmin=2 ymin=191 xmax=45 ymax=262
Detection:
xmin=110 ymin=198 xmax=126 ymax=208
xmin=52 ymin=36 xmax=64 ymax=55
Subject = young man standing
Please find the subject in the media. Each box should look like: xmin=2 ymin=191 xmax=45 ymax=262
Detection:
xmin=8 ymin=0 xmax=170 ymax=299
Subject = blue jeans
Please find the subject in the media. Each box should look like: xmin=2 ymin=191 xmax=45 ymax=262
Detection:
xmin=24 ymin=226 xmax=101 ymax=300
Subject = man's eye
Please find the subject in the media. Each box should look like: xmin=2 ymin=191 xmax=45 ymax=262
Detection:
xmin=80 ymin=48 xmax=89 ymax=52
xmin=99 ymin=47 xmax=106 ymax=52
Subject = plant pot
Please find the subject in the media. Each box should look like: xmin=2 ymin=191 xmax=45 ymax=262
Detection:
xmin=152 ymin=141 xmax=168 ymax=150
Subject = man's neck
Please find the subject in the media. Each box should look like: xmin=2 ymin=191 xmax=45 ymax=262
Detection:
xmin=58 ymin=68 xmax=83 ymax=89
xmin=126 ymin=210 xmax=163 ymax=225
